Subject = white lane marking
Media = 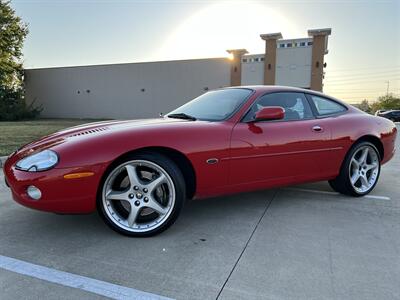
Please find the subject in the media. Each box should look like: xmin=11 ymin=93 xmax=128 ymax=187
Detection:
xmin=284 ymin=187 xmax=391 ymax=201
xmin=0 ymin=255 xmax=173 ymax=300
xmin=285 ymin=187 xmax=338 ymax=196
xmin=364 ymin=194 xmax=391 ymax=200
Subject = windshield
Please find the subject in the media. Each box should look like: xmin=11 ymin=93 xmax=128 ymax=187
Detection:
xmin=167 ymin=88 xmax=253 ymax=121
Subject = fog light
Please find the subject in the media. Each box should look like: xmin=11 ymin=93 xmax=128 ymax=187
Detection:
xmin=27 ymin=186 xmax=42 ymax=200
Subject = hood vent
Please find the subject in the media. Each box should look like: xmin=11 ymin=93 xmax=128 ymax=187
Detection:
xmin=69 ymin=127 xmax=109 ymax=137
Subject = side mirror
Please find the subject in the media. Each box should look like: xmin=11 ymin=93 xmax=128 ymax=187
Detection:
xmin=254 ymin=106 xmax=285 ymax=121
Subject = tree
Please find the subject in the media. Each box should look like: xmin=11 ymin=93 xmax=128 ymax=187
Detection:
xmin=358 ymin=99 xmax=371 ymax=113
xmin=0 ymin=0 xmax=40 ymax=120
xmin=370 ymin=94 xmax=400 ymax=113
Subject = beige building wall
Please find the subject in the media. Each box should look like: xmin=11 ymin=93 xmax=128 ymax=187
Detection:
xmin=260 ymin=33 xmax=282 ymax=85
xmin=226 ymin=49 xmax=248 ymax=86
xmin=308 ymin=28 xmax=331 ymax=91
xmin=25 ymin=58 xmax=231 ymax=119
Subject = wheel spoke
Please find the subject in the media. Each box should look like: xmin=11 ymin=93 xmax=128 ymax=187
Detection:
xmin=145 ymin=197 xmax=168 ymax=215
xmin=127 ymin=205 xmax=140 ymax=227
xmin=360 ymin=175 xmax=369 ymax=188
xmin=106 ymin=190 xmax=129 ymax=202
xmin=351 ymin=158 xmax=360 ymax=169
xmin=125 ymin=165 xmax=141 ymax=186
xmin=358 ymin=148 xmax=369 ymax=164
xmin=365 ymin=162 xmax=378 ymax=171
xmin=145 ymin=173 xmax=167 ymax=193
xmin=351 ymin=173 xmax=360 ymax=185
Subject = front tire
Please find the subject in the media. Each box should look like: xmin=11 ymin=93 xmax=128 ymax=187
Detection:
xmin=98 ymin=152 xmax=186 ymax=237
xmin=329 ymin=142 xmax=381 ymax=197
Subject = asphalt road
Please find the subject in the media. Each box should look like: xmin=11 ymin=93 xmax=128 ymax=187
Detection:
xmin=0 ymin=125 xmax=399 ymax=300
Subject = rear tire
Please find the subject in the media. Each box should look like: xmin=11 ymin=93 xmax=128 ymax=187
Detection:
xmin=97 ymin=152 xmax=186 ymax=237
xmin=328 ymin=142 xmax=381 ymax=197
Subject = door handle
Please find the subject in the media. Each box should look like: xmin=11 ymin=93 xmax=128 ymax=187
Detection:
xmin=312 ymin=125 xmax=323 ymax=132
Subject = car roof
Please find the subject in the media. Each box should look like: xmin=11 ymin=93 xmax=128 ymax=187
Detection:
xmin=225 ymin=85 xmax=344 ymax=101
xmin=224 ymin=85 xmax=359 ymax=112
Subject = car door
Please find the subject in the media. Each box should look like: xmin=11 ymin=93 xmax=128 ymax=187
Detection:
xmin=229 ymin=92 xmax=331 ymax=186
xmin=305 ymin=93 xmax=353 ymax=177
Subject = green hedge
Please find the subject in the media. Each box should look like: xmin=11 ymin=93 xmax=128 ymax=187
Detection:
xmin=0 ymin=87 xmax=41 ymax=121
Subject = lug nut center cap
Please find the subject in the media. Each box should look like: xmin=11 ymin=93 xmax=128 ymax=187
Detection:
xmin=136 ymin=193 xmax=143 ymax=199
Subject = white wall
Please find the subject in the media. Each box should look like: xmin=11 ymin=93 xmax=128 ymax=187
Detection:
xmin=275 ymin=44 xmax=312 ymax=88
xmin=25 ymin=58 xmax=231 ymax=119
xmin=241 ymin=54 xmax=264 ymax=85
xmin=240 ymin=43 xmax=313 ymax=89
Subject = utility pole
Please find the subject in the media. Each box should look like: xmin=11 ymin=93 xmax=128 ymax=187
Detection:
xmin=385 ymin=81 xmax=389 ymax=96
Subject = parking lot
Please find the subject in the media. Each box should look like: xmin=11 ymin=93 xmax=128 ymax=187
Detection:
xmin=0 ymin=125 xmax=399 ymax=300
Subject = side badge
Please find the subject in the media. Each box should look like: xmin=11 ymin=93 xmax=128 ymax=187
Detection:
xmin=206 ymin=158 xmax=219 ymax=165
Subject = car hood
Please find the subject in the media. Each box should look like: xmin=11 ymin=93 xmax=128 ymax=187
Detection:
xmin=13 ymin=118 xmax=187 ymax=158
xmin=54 ymin=118 xmax=186 ymax=137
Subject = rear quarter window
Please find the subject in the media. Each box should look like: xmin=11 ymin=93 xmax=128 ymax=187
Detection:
xmin=309 ymin=95 xmax=347 ymax=116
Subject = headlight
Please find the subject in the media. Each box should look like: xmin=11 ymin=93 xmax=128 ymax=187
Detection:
xmin=16 ymin=150 xmax=59 ymax=172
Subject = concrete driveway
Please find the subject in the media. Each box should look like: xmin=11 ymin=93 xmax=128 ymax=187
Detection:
xmin=1 ymin=125 xmax=399 ymax=300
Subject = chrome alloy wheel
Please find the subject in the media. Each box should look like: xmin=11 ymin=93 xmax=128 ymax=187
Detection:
xmin=348 ymin=145 xmax=379 ymax=194
xmin=102 ymin=160 xmax=176 ymax=233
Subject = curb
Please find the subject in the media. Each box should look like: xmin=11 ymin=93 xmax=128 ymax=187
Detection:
xmin=0 ymin=156 xmax=7 ymax=169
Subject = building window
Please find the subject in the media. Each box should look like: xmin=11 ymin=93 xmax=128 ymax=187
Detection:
xmin=300 ymin=42 xmax=306 ymax=46
xmin=286 ymin=43 xmax=292 ymax=47
xmin=279 ymin=44 xmax=285 ymax=48
xmin=255 ymin=58 xmax=259 ymax=62
xmin=307 ymin=41 xmax=313 ymax=46
xmin=242 ymin=58 xmax=248 ymax=63
xmin=260 ymin=57 xmax=264 ymax=61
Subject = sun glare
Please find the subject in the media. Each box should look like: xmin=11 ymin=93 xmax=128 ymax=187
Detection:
xmin=156 ymin=2 xmax=301 ymax=60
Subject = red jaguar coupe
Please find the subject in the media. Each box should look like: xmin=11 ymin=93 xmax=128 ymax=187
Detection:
xmin=3 ymin=86 xmax=397 ymax=236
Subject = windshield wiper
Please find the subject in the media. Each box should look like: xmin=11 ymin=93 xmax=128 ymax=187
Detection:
xmin=167 ymin=113 xmax=197 ymax=121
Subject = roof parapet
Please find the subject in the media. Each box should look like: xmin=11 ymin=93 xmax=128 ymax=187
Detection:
xmin=260 ymin=33 xmax=283 ymax=40
xmin=226 ymin=49 xmax=248 ymax=55
xmin=308 ymin=28 xmax=332 ymax=37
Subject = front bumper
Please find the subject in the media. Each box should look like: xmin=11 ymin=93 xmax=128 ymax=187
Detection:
xmin=3 ymin=158 xmax=105 ymax=214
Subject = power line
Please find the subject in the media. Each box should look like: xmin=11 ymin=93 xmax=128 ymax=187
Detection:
xmin=326 ymin=88 xmax=400 ymax=92
xmin=325 ymin=69 xmax=400 ymax=79
xmin=325 ymin=78 xmax=400 ymax=85
xmin=326 ymin=91 xmax=400 ymax=99
xmin=328 ymin=91 xmax=398 ymax=95
xmin=326 ymin=65 xmax=400 ymax=73
xmin=326 ymin=84 xmax=399 ymax=89
xmin=325 ymin=88 xmax=398 ymax=92
xmin=325 ymin=74 xmax=400 ymax=83
xmin=341 ymin=94 xmax=399 ymax=100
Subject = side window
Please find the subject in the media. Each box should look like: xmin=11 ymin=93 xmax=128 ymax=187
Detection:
xmin=244 ymin=92 xmax=314 ymax=122
xmin=310 ymin=95 xmax=346 ymax=116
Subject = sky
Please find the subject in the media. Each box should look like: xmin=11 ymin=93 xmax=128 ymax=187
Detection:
xmin=10 ymin=0 xmax=400 ymax=103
